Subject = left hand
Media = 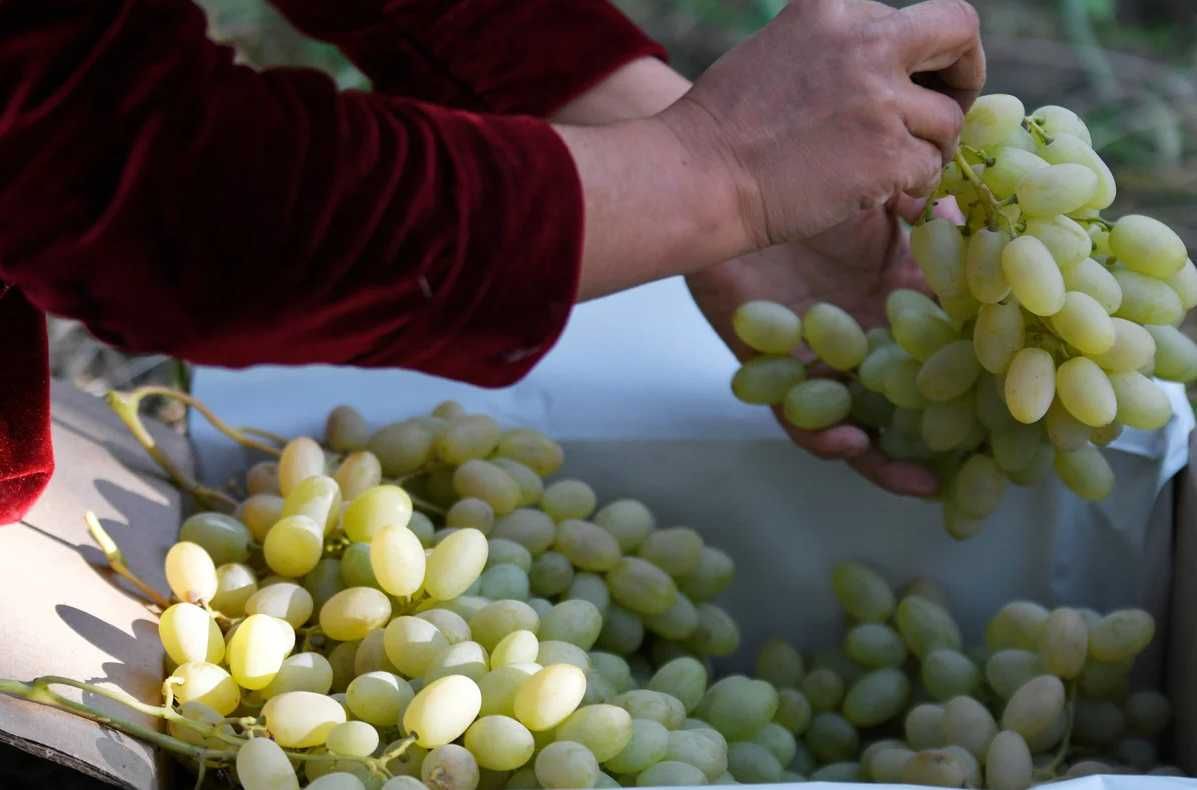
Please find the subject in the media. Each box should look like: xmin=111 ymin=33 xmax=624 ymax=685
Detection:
xmin=687 ymin=196 xmax=943 ymax=497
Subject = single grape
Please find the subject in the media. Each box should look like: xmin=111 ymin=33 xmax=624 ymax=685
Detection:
xmin=165 ymin=541 xmax=218 ymax=604
xmin=404 ymin=675 xmax=482 ymax=748
xmin=1060 ymin=257 xmax=1122 ymax=314
xmin=1051 ymin=292 xmax=1116 ymax=355
xmin=803 ymin=302 xmax=868 ymax=371
xmin=179 ymin=512 xmax=251 ymax=566
xmin=159 ymin=602 xmax=224 ymax=666
xmin=262 ymin=651 xmax=334 ymax=699
xmin=1005 ymin=348 xmax=1055 ymax=423
xmin=1145 ymin=324 xmax=1197 ymax=382
xmin=962 ymin=94 xmax=1026 ymax=148
xmin=1039 ymin=133 xmax=1116 ymax=210
xmin=911 ymin=218 xmax=967 ymax=299
xmin=465 ymin=715 xmax=537 ymax=771
xmin=421 ymin=744 xmax=481 ymax=790
xmin=319 ymin=586 xmax=392 ymax=642
xmin=1001 ymin=236 xmax=1066 ymax=317
xmin=1056 ymin=357 xmax=1117 ymax=428
xmin=236 ymin=737 xmax=299 ymax=790
xmin=1113 ymin=269 xmax=1184 ymax=326
xmin=1016 ymin=163 xmax=1098 ymax=217
xmin=1089 ymin=609 xmax=1155 ymax=662
xmin=1109 ymin=371 xmax=1172 ymax=430
xmin=783 ymin=379 xmax=851 ymax=430
xmin=513 ymin=664 xmax=587 ymax=731
xmin=227 ymin=614 xmax=295 ymax=691
xmin=262 ymin=691 xmax=346 ymax=748
xmin=974 ymin=300 xmax=1025 ymax=374
xmin=1109 ymin=214 xmax=1188 ymax=279
xmin=278 ymin=436 xmax=325 ymax=497
xmin=731 ymin=355 xmax=806 ymax=405
xmin=980 ymin=148 xmax=1048 ymax=201
xmin=842 ymin=667 xmax=910 ymax=727
xmin=731 ymin=300 xmax=802 ymax=354
xmin=606 ymin=718 xmax=670 ymax=774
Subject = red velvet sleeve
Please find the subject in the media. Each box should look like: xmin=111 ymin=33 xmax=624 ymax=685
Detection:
xmin=0 ymin=0 xmax=586 ymax=388
xmin=266 ymin=0 xmax=668 ymax=115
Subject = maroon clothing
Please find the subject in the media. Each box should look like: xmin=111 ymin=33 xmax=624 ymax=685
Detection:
xmin=0 ymin=0 xmax=665 ymax=522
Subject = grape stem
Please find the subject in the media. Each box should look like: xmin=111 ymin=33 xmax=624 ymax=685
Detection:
xmin=951 ymin=148 xmax=1016 ymax=236
xmin=85 ymin=511 xmax=172 ymax=610
xmin=961 ymin=144 xmax=996 ymax=167
xmin=1023 ymin=116 xmax=1054 ymax=147
xmin=1073 ymin=215 xmax=1115 ymax=232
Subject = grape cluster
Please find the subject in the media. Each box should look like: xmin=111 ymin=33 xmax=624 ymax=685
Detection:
xmin=730 ymin=94 xmax=1197 ymax=537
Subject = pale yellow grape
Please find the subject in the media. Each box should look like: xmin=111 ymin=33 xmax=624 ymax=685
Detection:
xmin=915 ymin=340 xmax=980 ymax=402
xmin=279 ymin=436 xmax=325 ymax=497
xmin=404 ymin=675 xmax=482 ymax=748
xmin=942 ymin=696 xmax=998 ymax=759
xmin=170 ymin=661 xmax=240 ymax=715
xmin=496 ymin=429 xmax=564 ymax=477
xmin=905 ymin=704 xmax=946 ymax=750
xmin=831 ymin=562 xmax=895 ymax=623
xmin=867 ymin=747 xmax=915 ymax=783
xmin=425 ymin=528 xmax=488 ymax=601
xmin=1109 ymin=371 xmax=1172 ymax=430
xmin=418 ymin=609 xmax=473 ymax=645
xmin=646 ymin=657 xmax=707 ymax=714
xmin=1092 ymin=318 xmax=1156 ymax=372
xmin=438 ymin=414 xmax=501 ymax=465
xmin=977 ymin=148 xmax=1044 ymax=199
xmin=1039 ymin=133 xmax=1116 ymax=209
xmin=987 ymin=601 xmax=1051 ymax=652
xmin=324 ymin=720 xmax=380 ymax=759
xmin=1061 ymin=257 xmax=1122 ymax=314
xmin=802 ymin=302 xmax=868 ymax=371
xmin=942 ymin=290 xmax=982 ymax=325
xmin=596 ymin=604 xmax=644 ymax=656
xmin=1002 ymin=675 xmax=1065 ymax=741
xmin=227 ymin=613 xmax=295 ymax=690
xmin=1113 ymin=269 xmax=1184 ymax=325
xmin=1167 ymin=259 xmax=1197 ymax=309
xmin=262 ymin=691 xmax=345 ymax=748
xmin=369 ymin=420 xmax=436 ymax=476
xmin=1045 ymin=400 xmax=1091 ymax=451
xmin=911 ymin=218 xmax=966 ymax=299
xmin=731 ymin=300 xmax=802 ymax=354
xmin=465 ymin=716 xmax=536 ymax=771
xmin=1089 ymin=609 xmax=1155 ymax=662
xmin=237 ymin=494 xmax=284 ymax=542
xmin=1052 ymin=292 xmax=1115 ymax=355
xmin=454 ymin=461 xmax=520 ymax=516
xmin=211 ymin=562 xmax=257 ymax=617
xmin=1054 ymin=445 xmax=1114 ymax=500
xmin=469 ymin=601 xmax=540 ymax=651
xmin=1110 ymin=215 xmax=1188 ymax=279
xmin=477 ymin=664 xmax=540 ymax=718
xmin=343 ymin=484 xmax=413 ymax=543
xmin=973 ymin=301 xmax=1024 ymax=375
xmin=731 ymin=356 xmax=806 ymax=405
xmin=318 ymin=587 xmax=391 ymax=642
xmin=590 ymin=652 xmax=633 ymax=694
xmin=384 ymin=616 xmax=450 ymax=676
xmin=841 ymin=668 xmax=909 ymax=728
xmin=952 ymin=454 xmax=1006 ymax=519
xmin=237 ymin=737 xmax=299 ymax=790
xmin=324 ymin=404 xmax=369 ymax=452
xmin=666 ymin=729 xmax=728 ymax=781
xmin=1024 ymin=216 xmax=1092 ymax=269
xmin=179 ymin=512 xmax=252 ymax=566
xmin=898 ymin=750 xmax=966 ymax=787
xmin=513 ymin=664 xmax=587 ymax=731
xmin=962 ymin=94 xmax=1025 ymax=148
xmin=490 ymin=458 xmax=543 ymax=507
xmin=1005 ymin=348 xmax=1055 ymax=423
xmin=280 ymin=474 xmax=341 ymax=535
xmin=159 ymin=602 xmax=224 ymax=665
xmin=1033 ymin=105 xmax=1092 ymax=144
xmin=896 ymin=595 xmax=962 ymax=658
xmin=165 ymin=541 xmax=218 ymax=604
xmin=354 ymin=628 xmax=401 ymax=676
xmin=783 ymin=379 xmax=851 ymax=430
xmin=1056 ymin=357 xmax=1117 ymax=427
xmin=263 ymin=515 xmax=324 ymax=578
xmin=1001 ymin=236 xmax=1066 ymax=316
xmin=964 ymin=228 xmax=1012 ymax=302
xmin=1036 ymin=608 xmax=1089 ymax=679
xmin=606 ymin=557 xmax=677 ymax=616
xmin=1016 ymin=163 xmax=1098 ymax=217
xmin=370 ymin=525 xmax=426 ymax=597
xmin=245 ymin=581 xmax=313 ymax=629
xmin=867 ymin=326 xmax=893 ymax=350
xmin=892 ymin=309 xmax=958 ymax=362
xmin=1145 ymin=324 xmax=1197 ymax=382
xmin=262 ymin=652 xmax=334 ymax=698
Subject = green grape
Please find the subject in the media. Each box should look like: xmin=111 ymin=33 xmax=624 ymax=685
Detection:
xmin=1038 ymin=608 xmax=1088 ymax=678
xmin=159 ymin=603 xmax=223 ymax=665
xmin=487 ymin=539 xmax=533 ymax=572
xmin=1005 ymin=348 xmax=1056 ymax=423
xmin=470 ymin=601 xmax=540 ymax=651
xmin=1039 ymin=134 xmax=1116 ymax=210
xmin=278 ymin=436 xmax=325 ymax=497
xmin=593 ymin=499 xmax=655 ymax=553
xmin=1060 ymin=258 xmax=1122 ymax=314
xmin=1045 ymin=400 xmax=1091 ymax=451
xmin=891 ymin=315 xmax=957 ymax=374
xmin=905 ymin=704 xmax=946 ymax=750
xmin=556 ymin=519 xmax=622 ymax=572
xmin=281 ymin=475 xmax=342 ymax=536
xmin=590 ymin=652 xmax=633 ymax=693
xmin=319 ymin=587 xmax=391 ymax=642
xmin=805 ymin=711 xmax=859 ymax=763
xmin=529 ymin=552 xmax=575 ymax=597
xmin=261 ymin=691 xmax=345 ymax=748
xmin=540 ymin=480 xmax=596 ymax=522
xmin=810 ymin=762 xmax=862 ymax=782
xmin=425 ymin=640 xmax=490 ymax=683
xmin=686 ymin=603 xmax=740 ymax=657
xmin=643 ymin=592 xmax=699 ymax=642
xmin=803 ymin=302 xmax=868 ymax=371
xmin=911 ymin=218 xmax=967 ymax=299
xmin=491 ymin=630 xmax=538 ymax=668
xmin=1033 ymin=105 xmax=1092 ymax=144
xmin=703 ymin=676 xmax=777 ymax=740
xmin=1110 ymin=215 xmax=1188 ymax=279
xmin=952 ymin=454 xmax=1006 ymax=519
xmin=1089 ymin=609 xmax=1155 ymax=662
xmin=754 ymin=639 xmax=803 ymax=689
xmin=227 ymin=614 xmax=295 ymax=690
xmin=596 ymin=604 xmax=644 ymax=656
xmin=426 ymin=528 xmax=489 ymax=601
xmin=731 ymin=356 xmax=806 ymax=405
xmin=465 ymin=716 xmax=536 ymax=771
xmin=303 ymin=558 xmax=344 ymax=611
xmin=749 ymin=722 xmax=794 ymax=768
xmin=537 ymin=642 xmax=589 ymax=672
xmin=916 ymin=340 xmax=980 ymax=402
xmin=246 ymin=460 xmax=280 ymax=497
xmin=479 ymin=565 xmax=530 ymax=601
xmin=1113 ymin=269 xmax=1184 ymax=325
xmin=408 ymin=513 xmax=436 ymax=547
xmin=605 ymin=718 xmax=669 ymax=774
xmin=179 ymin=512 xmax=251 ymax=566
xmin=236 ymin=736 xmax=299 ymax=790
xmin=731 ymin=300 xmax=802 ymax=354
xmin=490 ymin=459 xmax=544 ymax=507
xmin=842 ymin=668 xmax=910 ymax=727
xmin=263 ymin=514 xmax=325 ymax=578
xmin=1056 ymin=357 xmax=1117 ymax=427
xmin=1166 ymin=259 xmax=1197 ymax=310
xmin=344 ymin=483 xmax=414 ymax=545
xmin=648 ymin=657 xmax=707 ymax=714
xmin=556 ymin=704 xmax=634 ymax=762
xmin=638 ymin=760 xmax=710 ymax=787
xmin=1145 ymin=324 xmax=1197 ymax=382
xmin=384 ymin=616 xmax=450 ymax=677
xmin=1001 ymin=236 xmax=1066 ymax=316
xmin=169 ymin=700 xmax=233 ymax=748
xmin=606 ymin=557 xmax=677 ymax=616
xmin=447 ymin=498 xmax=495 ymax=534
xmin=851 ymin=380 xmax=897 ymax=429
xmin=325 ymin=406 xmax=369 ymax=453
xmin=987 ymin=602 xmax=1050 ymax=651
xmin=773 ymin=688 xmax=812 ymax=735
xmin=896 ymin=595 xmax=962 ymax=657
xmin=843 ymin=623 xmax=907 ymax=668
xmin=1052 ymin=292 xmax=1116 ymax=355
xmin=867 ymin=326 xmax=894 ymax=350
xmin=371 ymin=525 xmax=426 ymax=597
xmin=831 ymin=561 xmax=895 ymax=622
xmin=333 ymin=451 xmax=383 ymax=500
xmin=920 ymin=397 xmax=976 ymax=453
xmin=1016 ymin=163 xmax=1098 ymax=217
xmin=420 ymin=745 xmax=480 ymax=790
xmin=866 ymin=747 xmax=916 ymax=783
xmin=567 ymin=573 xmax=611 ymax=615
xmin=1001 ymin=675 xmax=1065 ymax=742
xmin=1117 ymin=738 xmax=1159 ymax=771
xmin=898 ymin=750 xmax=967 ymax=787
xmin=440 ymin=596 xmax=492 ymax=623
xmin=1007 ymin=442 xmax=1056 ymax=486
xmin=991 ymin=421 xmax=1042 ymax=474
xmin=962 ymin=94 xmax=1025 ymax=148
xmin=327 ymin=641 xmax=359 ymax=693
xmin=942 ymin=745 xmax=981 ymax=787
xmin=338 ymin=544 xmax=377 ymax=589
xmin=964 ymin=228 xmax=1012 ymax=303
xmin=492 ymin=509 xmax=557 ymax=554
xmin=540 ymin=600 xmax=603 ymax=650
xmin=783 ymin=379 xmax=851 ymax=430
xmin=454 ymin=461 xmax=520 ymax=516
xmin=477 ymin=664 xmax=540 ymax=718
xmin=611 ymin=689 xmax=686 ymax=730
xmin=496 ymin=429 xmax=564 ymax=477
xmin=666 ymin=729 xmax=728 ymax=780
xmin=980 ymin=148 xmax=1048 ymax=200
xmin=1109 ymin=371 xmax=1172 ymax=430
xmin=1024 ymin=216 xmax=1092 ymax=269
xmin=943 ymin=696 xmax=998 ymax=759
xmin=402 ymin=678 xmax=483 ymax=750
xmin=368 ymin=421 xmax=436 ymax=476
xmin=237 ymin=494 xmax=284 ymax=543
xmin=165 ymin=541 xmax=218 ymax=604
xmin=1125 ymin=690 xmax=1171 ymax=737
xmin=513 ymin=664 xmax=587 ymax=731
xmin=1092 ymin=318 xmax=1156 ymax=372
xmin=886 ymin=288 xmax=945 ymax=322
xmin=211 ymin=562 xmax=257 ymax=617
xmin=726 ymin=742 xmax=783 ymax=784
xmin=262 ymin=652 xmax=334 ymax=699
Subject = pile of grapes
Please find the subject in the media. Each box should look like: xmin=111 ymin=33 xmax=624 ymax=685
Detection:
xmin=3 ymin=394 xmax=1185 ymax=790
xmin=730 ymin=94 xmax=1197 ymax=538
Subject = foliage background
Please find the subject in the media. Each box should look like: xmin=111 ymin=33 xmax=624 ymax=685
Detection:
xmin=48 ymin=0 xmax=1197 ymax=408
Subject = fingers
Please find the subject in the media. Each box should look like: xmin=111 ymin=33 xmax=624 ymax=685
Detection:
xmin=848 ymin=448 xmax=942 ymax=498
xmin=895 ymin=0 xmax=987 ymax=110
xmin=901 ymin=136 xmax=947 ymax=198
xmin=785 ymin=423 xmax=871 ymax=461
xmin=902 ymin=86 xmax=965 ymax=162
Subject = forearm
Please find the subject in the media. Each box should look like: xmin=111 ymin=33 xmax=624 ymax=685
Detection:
xmin=551 ymin=57 xmax=692 ymax=125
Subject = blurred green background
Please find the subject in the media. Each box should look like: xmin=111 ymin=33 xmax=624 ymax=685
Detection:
xmin=50 ymin=0 xmax=1197 ymax=406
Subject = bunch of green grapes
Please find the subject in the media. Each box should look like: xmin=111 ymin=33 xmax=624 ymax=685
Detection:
xmin=744 ymin=562 xmax=1182 ymax=787
xmin=154 ymin=401 xmax=745 ymax=790
xmin=730 ymin=94 xmax=1197 ymax=538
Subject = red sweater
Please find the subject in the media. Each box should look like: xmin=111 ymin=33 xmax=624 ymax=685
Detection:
xmin=0 ymin=0 xmax=665 ymax=523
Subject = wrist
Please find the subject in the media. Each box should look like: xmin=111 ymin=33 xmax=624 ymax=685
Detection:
xmin=551 ymin=57 xmax=692 ymax=125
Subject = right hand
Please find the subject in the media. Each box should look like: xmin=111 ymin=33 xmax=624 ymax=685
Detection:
xmin=658 ymin=0 xmax=985 ymax=251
